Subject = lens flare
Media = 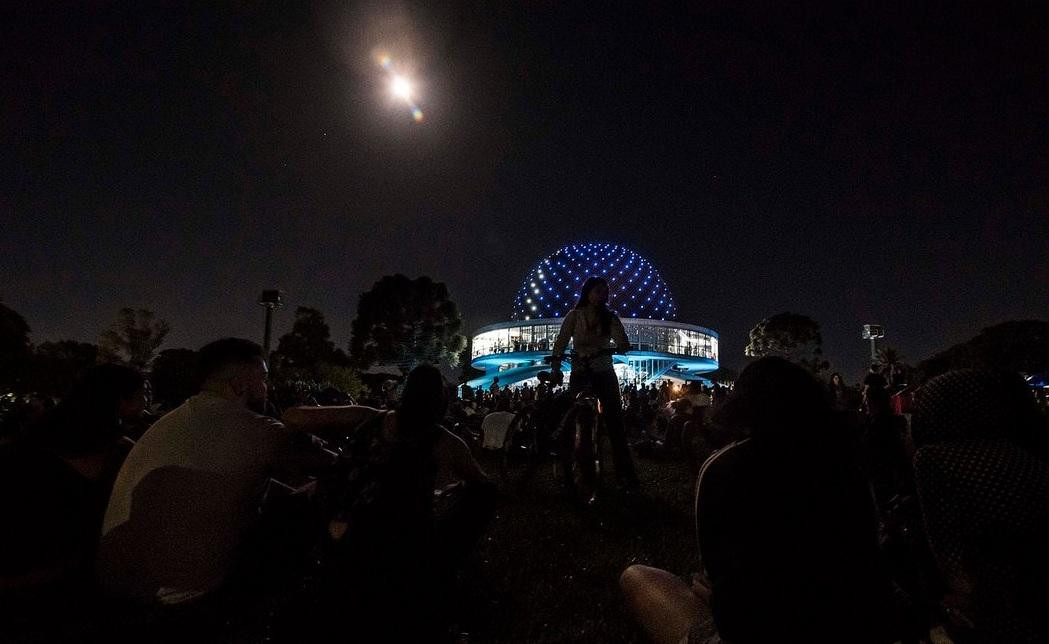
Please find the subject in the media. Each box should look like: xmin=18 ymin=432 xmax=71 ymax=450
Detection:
xmin=378 ymin=54 xmax=424 ymax=124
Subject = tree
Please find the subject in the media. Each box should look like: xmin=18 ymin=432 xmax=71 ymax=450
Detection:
xmin=30 ymin=340 xmax=99 ymax=397
xmin=918 ymin=320 xmax=1049 ymax=382
xmin=99 ymin=308 xmax=171 ymax=369
xmin=150 ymin=348 xmax=198 ymax=409
xmin=0 ymin=300 xmax=32 ymax=392
xmin=350 ymin=274 xmax=468 ymax=374
xmin=875 ymin=346 xmax=913 ymax=387
xmin=744 ymin=312 xmax=829 ymax=374
xmin=315 ymin=362 xmax=366 ymax=400
xmin=457 ymin=339 xmax=483 ymax=383
xmin=273 ymin=307 xmax=342 ymax=373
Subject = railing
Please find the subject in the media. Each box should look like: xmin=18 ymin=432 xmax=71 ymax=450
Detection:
xmin=472 ymin=342 xmax=715 ymax=360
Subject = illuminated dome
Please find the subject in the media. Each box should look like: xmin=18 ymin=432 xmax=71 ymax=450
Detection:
xmin=511 ymin=242 xmax=678 ymax=321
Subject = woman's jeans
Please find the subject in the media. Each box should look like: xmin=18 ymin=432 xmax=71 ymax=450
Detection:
xmin=569 ymin=367 xmax=639 ymax=484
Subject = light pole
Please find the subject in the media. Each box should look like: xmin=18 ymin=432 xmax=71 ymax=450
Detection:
xmin=258 ymin=290 xmax=284 ymax=357
xmin=862 ymin=324 xmax=884 ymax=363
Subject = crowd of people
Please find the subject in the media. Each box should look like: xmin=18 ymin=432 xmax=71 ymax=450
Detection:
xmin=621 ymin=359 xmax=1049 ymax=644
xmin=1 ymin=339 xmax=498 ymax=642
xmin=2 ymin=277 xmax=1048 ymax=643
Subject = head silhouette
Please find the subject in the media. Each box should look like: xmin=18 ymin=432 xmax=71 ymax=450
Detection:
xmin=48 ymin=363 xmax=147 ymax=454
xmin=712 ymin=357 xmax=833 ymax=451
xmin=575 ymin=276 xmax=613 ymax=334
xmin=576 ymin=276 xmax=610 ymax=308
xmin=196 ymin=338 xmax=268 ymax=413
xmin=398 ymin=364 xmax=447 ymax=439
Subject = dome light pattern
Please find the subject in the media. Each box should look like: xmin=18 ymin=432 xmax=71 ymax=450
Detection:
xmin=511 ymin=243 xmax=677 ymax=321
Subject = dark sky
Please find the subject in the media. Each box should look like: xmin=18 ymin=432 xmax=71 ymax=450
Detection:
xmin=3 ymin=1 xmax=1048 ymax=379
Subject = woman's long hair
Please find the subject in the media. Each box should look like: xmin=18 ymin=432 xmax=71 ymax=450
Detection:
xmin=396 ymin=363 xmax=448 ymax=444
xmin=574 ymin=276 xmax=614 ymax=336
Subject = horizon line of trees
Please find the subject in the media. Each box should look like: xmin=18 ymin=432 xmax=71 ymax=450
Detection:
xmin=0 ymin=273 xmax=469 ymax=407
xmin=3 ymin=291 xmax=1047 ymax=407
xmin=744 ymin=312 xmax=1049 ymax=387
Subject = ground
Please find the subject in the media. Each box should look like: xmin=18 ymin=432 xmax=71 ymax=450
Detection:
xmin=1 ymin=444 xmax=698 ymax=643
xmin=454 ymin=449 xmax=698 ymax=643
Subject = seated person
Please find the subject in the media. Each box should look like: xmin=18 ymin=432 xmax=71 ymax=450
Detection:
xmin=2 ymin=364 xmax=148 ymax=590
xmin=481 ymin=398 xmax=518 ymax=450
xmin=911 ymin=370 xmax=1049 ymax=643
xmin=621 ymin=357 xmax=896 ymax=644
xmin=281 ymin=364 xmax=496 ymax=640
xmin=97 ymin=339 xmax=299 ymax=609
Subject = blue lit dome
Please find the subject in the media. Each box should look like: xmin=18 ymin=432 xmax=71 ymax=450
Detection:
xmin=511 ymin=242 xmax=678 ymax=321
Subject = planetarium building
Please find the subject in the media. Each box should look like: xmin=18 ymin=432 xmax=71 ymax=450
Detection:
xmin=467 ymin=243 xmax=719 ymax=389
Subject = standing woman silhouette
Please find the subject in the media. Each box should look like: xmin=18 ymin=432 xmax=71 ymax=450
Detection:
xmin=551 ymin=276 xmax=640 ymax=488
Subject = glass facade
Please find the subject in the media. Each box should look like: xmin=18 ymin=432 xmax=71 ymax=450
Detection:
xmin=471 ymin=318 xmax=718 ymax=362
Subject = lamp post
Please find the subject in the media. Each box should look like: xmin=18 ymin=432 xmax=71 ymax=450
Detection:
xmin=862 ymin=324 xmax=884 ymax=363
xmin=258 ymin=290 xmax=284 ymax=357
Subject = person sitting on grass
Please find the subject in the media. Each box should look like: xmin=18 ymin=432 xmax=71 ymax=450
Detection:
xmin=621 ymin=357 xmax=897 ymax=644
xmin=281 ymin=363 xmax=497 ymax=640
xmin=910 ymin=369 xmax=1049 ymax=643
xmin=2 ymin=364 xmax=147 ymax=595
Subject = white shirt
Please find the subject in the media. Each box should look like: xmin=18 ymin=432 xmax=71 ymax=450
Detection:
xmin=98 ymin=392 xmax=292 ymax=604
xmin=481 ymin=411 xmax=517 ymax=450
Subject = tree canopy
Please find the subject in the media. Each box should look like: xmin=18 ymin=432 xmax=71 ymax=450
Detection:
xmin=350 ymin=274 xmax=467 ymax=374
xmin=919 ymin=320 xmax=1049 ymax=381
xmin=744 ymin=312 xmax=829 ymax=373
xmin=273 ymin=307 xmax=348 ymax=373
xmin=0 ymin=300 xmax=32 ymax=392
xmin=150 ymin=348 xmax=198 ymax=409
xmin=99 ymin=308 xmax=171 ymax=369
xmin=30 ymin=340 xmax=100 ymax=397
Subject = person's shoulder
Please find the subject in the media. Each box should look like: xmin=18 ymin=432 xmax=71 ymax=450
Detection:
xmin=197 ymin=394 xmax=287 ymax=433
xmin=697 ymin=439 xmax=752 ymax=488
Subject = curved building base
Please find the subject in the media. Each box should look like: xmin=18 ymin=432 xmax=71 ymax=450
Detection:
xmin=467 ymin=318 xmax=719 ymax=390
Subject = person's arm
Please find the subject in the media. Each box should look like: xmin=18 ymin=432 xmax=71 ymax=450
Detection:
xmin=436 ymin=428 xmax=491 ymax=486
xmin=281 ymin=405 xmax=381 ymax=434
xmin=610 ymin=315 xmax=630 ymax=352
xmin=551 ymin=310 xmax=576 ymax=359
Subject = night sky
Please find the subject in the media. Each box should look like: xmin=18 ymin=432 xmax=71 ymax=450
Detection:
xmin=4 ymin=1 xmax=1048 ymax=379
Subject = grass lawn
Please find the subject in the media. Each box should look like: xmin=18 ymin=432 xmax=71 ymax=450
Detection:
xmin=456 ymin=449 xmax=699 ymax=643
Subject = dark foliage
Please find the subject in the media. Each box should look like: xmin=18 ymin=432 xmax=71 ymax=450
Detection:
xmin=349 ymin=275 xmax=467 ymax=373
xmin=0 ymin=301 xmax=32 ymax=393
xmin=99 ymin=308 xmax=170 ymax=369
xmin=30 ymin=340 xmax=100 ymax=398
xmin=150 ymin=348 xmax=198 ymax=409
xmin=744 ymin=312 xmax=829 ymax=374
xmin=919 ymin=320 xmax=1049 ymax=382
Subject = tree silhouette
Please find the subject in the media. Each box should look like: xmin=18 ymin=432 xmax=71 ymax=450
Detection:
xmin=150 ymin=348 xmax=198 ymax=409
xmin=919 ymin=320 xmax=1049 ymax=381
xmin=99 ymin=308 xmax=170 ymax=369
xmin=273 ymin=307 xmax=348 ymax=375
xmin=350 ymin=274 xmax=467 ymax=374
xmin=0 ymin=300 xmax=32 ymax=392
xmin=745 ymin=312 xmax=829 ymax=374
xmin=30 ymin=340 xmax=99 ymax=397
xmin=875 ymin=346 xmax=912 ymax=387
xmin=458 ymin=338 xmax=484 ymax=383
xmin=269 ymin=307 xmax=362 ymax=398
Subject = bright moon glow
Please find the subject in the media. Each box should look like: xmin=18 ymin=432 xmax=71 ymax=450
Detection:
xmin=378 ymin=54 xmax=424 ymax=123
xmin=391 ymin=75 xmax=412 ymax=101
